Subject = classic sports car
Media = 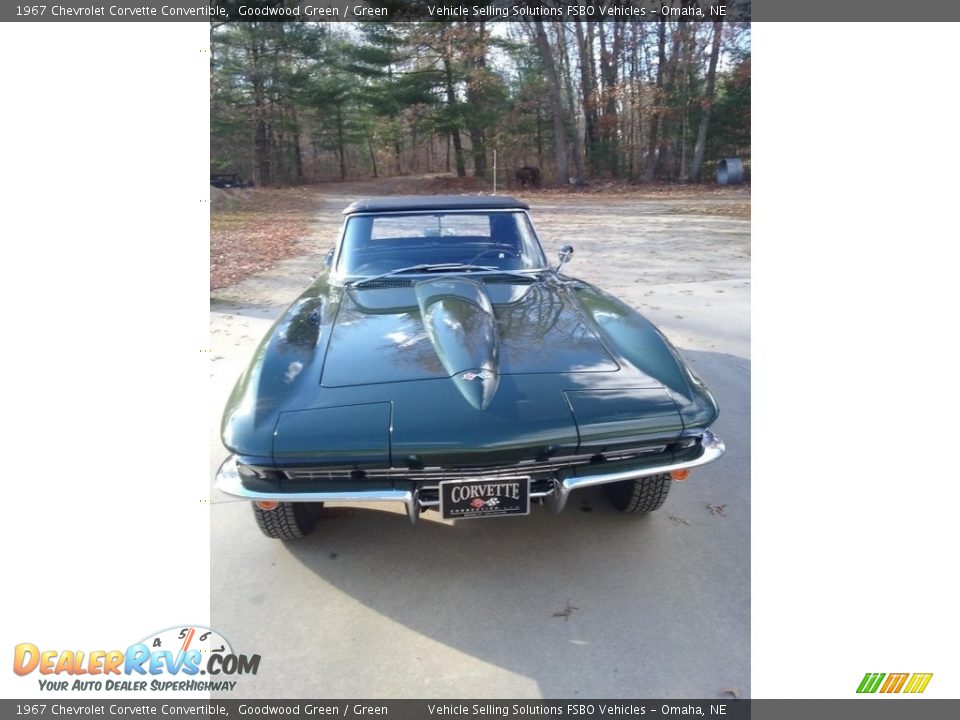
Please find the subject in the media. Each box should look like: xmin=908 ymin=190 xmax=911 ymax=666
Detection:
xmin=216 ymin=196 xmax=724 ymax=539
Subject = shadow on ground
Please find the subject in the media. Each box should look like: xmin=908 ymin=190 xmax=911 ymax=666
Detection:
xmin=211 ymin=350 xmax=749 ymax=699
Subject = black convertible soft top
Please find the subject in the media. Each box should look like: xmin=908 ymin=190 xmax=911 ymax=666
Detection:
xmin=342 ymin=195 xmax=529 ymax=215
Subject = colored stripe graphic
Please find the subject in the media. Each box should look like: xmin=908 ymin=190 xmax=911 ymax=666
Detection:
xmin=880 ymin=673 xmax=909 ymax=693
xmin=180 ymin=628 xmax=195 ymax=653
xmin=858 ymin=672 xmax=933 ymax=694
xmin=903 ymin=673 xmax=933 ymax=694
xmin=857 ymin=673 xmax=885 ymax=693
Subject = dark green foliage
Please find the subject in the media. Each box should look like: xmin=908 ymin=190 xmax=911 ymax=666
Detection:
xmin=210 ymin=21 xmax=751 ymax=186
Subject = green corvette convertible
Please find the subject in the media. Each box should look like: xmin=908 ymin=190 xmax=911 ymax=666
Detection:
xmin=216 ymin=196 xmax=724 ymax=539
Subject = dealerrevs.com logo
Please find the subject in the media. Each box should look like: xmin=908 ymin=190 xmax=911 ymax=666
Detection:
xmin=857 ymin=672 xmax=933 ymax=694
xmin=13 ymin=626 xmax=259 ymax=692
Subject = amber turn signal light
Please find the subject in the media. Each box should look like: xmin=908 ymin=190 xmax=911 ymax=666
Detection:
xmin=255 ymin=501 xmax=279 ymax=511
xmin=670 ymin=469 xmax=690 ymax=481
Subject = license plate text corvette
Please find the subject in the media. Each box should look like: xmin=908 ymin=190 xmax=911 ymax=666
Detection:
xmin=440 ymin=478 xmax=531 ymax=519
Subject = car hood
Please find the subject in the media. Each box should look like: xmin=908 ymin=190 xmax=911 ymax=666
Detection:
xmin=221 ymin=273 xmax=718 ymax=463
xmin=320 ymin=277 xmax=619 ymax=409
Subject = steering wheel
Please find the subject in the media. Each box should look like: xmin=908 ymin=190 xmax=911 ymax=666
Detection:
xmin=467 ymin=246 xmax=519 ymax=266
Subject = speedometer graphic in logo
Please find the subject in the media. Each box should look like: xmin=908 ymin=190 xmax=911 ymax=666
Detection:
xmin=139 ymin=625 xmax=233 ymax=674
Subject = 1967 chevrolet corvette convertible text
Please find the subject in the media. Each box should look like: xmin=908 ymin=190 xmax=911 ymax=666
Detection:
xmin=215 ymin=196 xmax=724 ymax=539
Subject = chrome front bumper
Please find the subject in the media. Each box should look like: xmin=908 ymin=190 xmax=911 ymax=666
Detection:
xmin=215 ymin=429 xmax=725 ymax=523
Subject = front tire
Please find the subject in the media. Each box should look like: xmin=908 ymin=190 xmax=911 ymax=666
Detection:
xmin=252 ymin=502 xmax=322 ymax=540
xmin=604 ymin=473 xmax=672 ymax=514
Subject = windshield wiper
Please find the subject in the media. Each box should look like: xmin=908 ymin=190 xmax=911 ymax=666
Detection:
xmin=349 ymin=263 xmax=499 ymax=288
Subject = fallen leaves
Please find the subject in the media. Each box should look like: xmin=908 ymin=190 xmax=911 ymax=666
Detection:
xmin=210 ymin=188 xmax=320 ymax=290
xmin=209 ymin=179 xmax=751 ymax=291
xmin=671 ymin=204 xmax=751 ymax=219
xmin=706 ymin=503 xmax=727 ymax=517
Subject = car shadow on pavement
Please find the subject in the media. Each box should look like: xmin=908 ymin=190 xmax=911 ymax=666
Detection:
xmin=211 ymin=350 xmax=749 ymax=699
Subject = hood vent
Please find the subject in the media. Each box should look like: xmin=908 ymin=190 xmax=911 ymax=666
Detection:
xmin=480 ymin=275 xmax=536 ymax=284
xmin=351 ymin=278 xmax=413 ymax=289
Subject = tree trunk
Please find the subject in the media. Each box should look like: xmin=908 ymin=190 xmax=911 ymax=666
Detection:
xmin=659 ymin=23 xmax=688 ymax=180
xmin=691 ymin=21 xmax=722 ymax=182
xmin=535 ymin=99 xmax=543 ymax=169
xmin=248 ymin=28 xmax=271 ymax=186
xmin=442 ymin=38 xmax=467 ymax=178
xmin=599 ymin=23 xmax=624 ymax=177
xmin=533 ymin=23 xmax=568 ymax=186
xmin=643 ymin=18 xmax=666 ymax=182
xmin=443 ymin=63 xmax=466 ymax=177
xmin=628 ymin=22 xmax=642 ymax=177
xmin=465 ymin=23 xmax=488 ymax=178
xmin=575 ymin=21 xmax=600 ymax=175
xmin=368 ymin=136 xmax=378 ymax=178
xmin=290 ymin=109 xmax=303 ymax=183
xmin=411 ymin=123 xmax=419 ymax=173
xmin=335 ymin=106 xmax=346 ymax=181
xmin=555 ymin=22 xmax=583 ymax=183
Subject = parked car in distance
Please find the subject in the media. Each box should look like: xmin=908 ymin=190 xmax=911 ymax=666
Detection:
xmin=216 ymin=196 xmax=724 ymax=539
xmin=210 ymin=173 xmax=252 ymax=189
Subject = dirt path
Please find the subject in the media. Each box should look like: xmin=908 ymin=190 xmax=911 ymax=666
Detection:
xmin=210 ymin=176 xmax=750 ymax=310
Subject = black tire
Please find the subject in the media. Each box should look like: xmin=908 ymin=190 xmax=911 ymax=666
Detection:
xmin=604 ymin=473 xmax=672 ymax=514
xmin=252 ymin=502 xmax=321 ymax=540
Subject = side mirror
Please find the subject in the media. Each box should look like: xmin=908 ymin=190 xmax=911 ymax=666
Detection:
xmin=311 ymin=248 xmax=334 ymax=281
xmin=556 ymin=244 xmax=574 ymax=271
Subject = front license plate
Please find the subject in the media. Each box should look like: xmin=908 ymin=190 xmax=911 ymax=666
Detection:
xmin=439 ymin=477 xmax=530 ymax=520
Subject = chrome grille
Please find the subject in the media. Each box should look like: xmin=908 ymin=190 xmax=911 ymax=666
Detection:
xmin=281 ymin=446 xmax=668 ymax=482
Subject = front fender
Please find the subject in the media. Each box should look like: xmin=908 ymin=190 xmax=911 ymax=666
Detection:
xmin=221 ymin=279 xmax=340 ymax=457
xmin=572 ymin=283 xmax=719 ymax=431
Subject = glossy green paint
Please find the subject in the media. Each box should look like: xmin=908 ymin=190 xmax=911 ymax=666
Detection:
xmin=221 ymin=222 xmax=719 ymax=471
xmin=415 ymin=277 xmax=500 ymax=410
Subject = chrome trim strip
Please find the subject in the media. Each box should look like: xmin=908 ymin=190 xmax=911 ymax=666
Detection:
xmin=546 ymin=429 xmax=726 ymax=513
xmin=215 ymin=430 xmax=723 ymax=523
xmin=215 ymin=457 xmax=419 ymax=524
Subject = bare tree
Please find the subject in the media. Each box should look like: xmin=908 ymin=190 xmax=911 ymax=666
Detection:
xmin=574 ymin=21 xmax=600 ymax=174
xmin=691 ymin=21 xmax=722 ymax=182
xmin=532 ymin=22 xmax=569 ymax=186
xmin=441 ymin=33 xmax=467 ymax=178
xmin=598 ymin=22 xmax=624 ymax=177
xmin=555 ymin=22 xmax=584 ymax=183
xmin=464 ymin=23 xmax=489 ymax=178
xmin=643 ymin=17 xmax=667 ymax=182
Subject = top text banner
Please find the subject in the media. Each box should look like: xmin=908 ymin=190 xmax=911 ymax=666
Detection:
xmin=7 ymin=0 xmax=960 ymax=24
xmin=5 ymin=0 xmax=752 ymax=23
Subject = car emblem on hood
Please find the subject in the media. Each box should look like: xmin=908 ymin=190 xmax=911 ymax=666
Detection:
xmin=462 ymin=370 xmax=492 ymax=381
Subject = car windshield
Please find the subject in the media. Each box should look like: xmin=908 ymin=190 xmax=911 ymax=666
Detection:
xmin=337 ymin=211 xmax=547 ymax=277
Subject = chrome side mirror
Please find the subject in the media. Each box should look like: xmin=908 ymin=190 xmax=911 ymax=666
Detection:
xmin=311 ymin=249 xmax=335 ymax=281
xmin=556 ymin=244 xmax=574 ymax=271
